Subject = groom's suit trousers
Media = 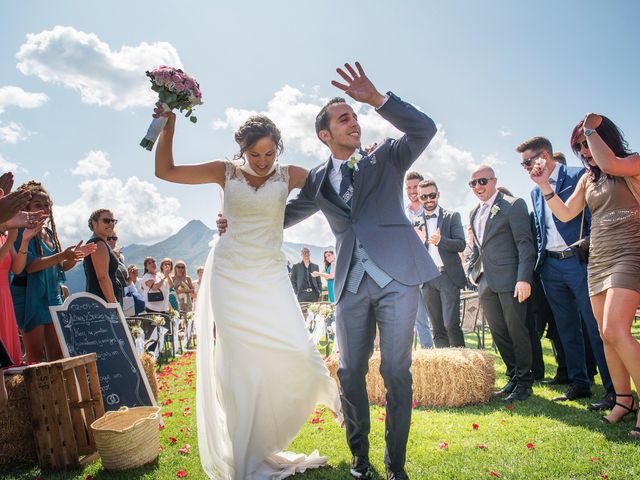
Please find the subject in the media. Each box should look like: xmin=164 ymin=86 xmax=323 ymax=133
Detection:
xmin=336 ymin=274 xmax=419 ymax=472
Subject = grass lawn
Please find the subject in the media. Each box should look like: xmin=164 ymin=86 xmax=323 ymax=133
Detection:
xmin=2 ymin=327 xmax=639 ymax=480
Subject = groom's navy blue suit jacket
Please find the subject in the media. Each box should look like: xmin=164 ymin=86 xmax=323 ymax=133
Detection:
xmin=530 ymin=164 xmax=591 ymax=272
xmin=284 ymin=92 xmax=439 ymax=302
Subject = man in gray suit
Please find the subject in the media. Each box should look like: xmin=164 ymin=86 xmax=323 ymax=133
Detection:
xmin=284 ymin=63 xmax=438 ymax=480
xmin=416 ymin=179 xmax=467 ymax=347
xmin=467 ymin=165 xmax=535 ymax=402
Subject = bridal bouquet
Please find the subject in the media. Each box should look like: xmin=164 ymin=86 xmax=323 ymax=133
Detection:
xmin=139 ymin=65 xmax=203 ymax=151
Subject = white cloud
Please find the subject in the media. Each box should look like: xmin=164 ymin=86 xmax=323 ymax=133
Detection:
xmin=284 ymin=211 xmax=335 ymax=246
xmin=0 ymin=153 xmax=19 ymax=172
xmin=498 ymin=128 xmax=512 ymax=137
xmin=71 ymin=150 xmax=111 ymax=177
xmin=0 ymin=122 xmax=30 ymax=143
xmin=16 ymin=26 xmax=183 ymax=110
xmin=0 ymin=86 xmax=48 ymax=113
xmin=55 ymin=175 xmax=186 ymax=246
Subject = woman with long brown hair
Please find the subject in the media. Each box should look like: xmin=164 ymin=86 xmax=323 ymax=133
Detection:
xmin=530 ymin=114 xmax=640 ymax=438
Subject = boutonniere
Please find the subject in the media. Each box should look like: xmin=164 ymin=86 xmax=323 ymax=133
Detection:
xmin=490 ymin=204 xmax=500 ymax=218
xmin=346 ymin=152 xmax=363 ymax=171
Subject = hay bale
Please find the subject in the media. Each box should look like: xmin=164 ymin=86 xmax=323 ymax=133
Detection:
xmin=0 ymin=373 xmax=36 ymax=465
xmin=139 ymin=353 xmax=159 ymax=400
xmin=325 ymin=348 xmax=495 ymax=408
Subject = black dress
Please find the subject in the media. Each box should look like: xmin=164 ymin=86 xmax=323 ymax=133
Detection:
xmin=83 ymin=236 xmax=125 ymax=305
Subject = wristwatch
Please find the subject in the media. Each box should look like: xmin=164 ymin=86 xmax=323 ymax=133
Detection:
xmin=584 ymin=128 xmax=596 ymax=137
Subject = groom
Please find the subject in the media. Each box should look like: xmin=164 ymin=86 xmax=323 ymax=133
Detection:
xmin=284 ymin=62 xmax=438 ymax=480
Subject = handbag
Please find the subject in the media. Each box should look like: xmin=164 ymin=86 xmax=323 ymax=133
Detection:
xmin=569 ymin=203 xmax=589 ymax=264
xmin=147 ymin=290 xmax=164 ymax=302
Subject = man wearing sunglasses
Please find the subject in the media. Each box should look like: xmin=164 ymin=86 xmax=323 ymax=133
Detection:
xmin=467 ymin=165 xmax=535 ymax=402
xmin=517 ymin=137 xmax=614 ymax=410
xmin=415 ymin=179 xmax=466 ymax=348
xmin=404 ymin=171 xmax=435 ymax=350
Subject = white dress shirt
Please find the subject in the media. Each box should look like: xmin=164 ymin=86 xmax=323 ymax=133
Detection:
xmin=543 ymin=164 xmax=569 ymax=252
xmin=425 ymin=206 xmax=444 ymax=268
xmin=474 ymin=190 xmax=499 ymax=244
xmin=404 ymin=202 xmax=424 ymax=224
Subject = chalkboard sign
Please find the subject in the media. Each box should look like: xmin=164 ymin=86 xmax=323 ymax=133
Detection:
xmin=50 ymin=292 xmax=157 ymax=412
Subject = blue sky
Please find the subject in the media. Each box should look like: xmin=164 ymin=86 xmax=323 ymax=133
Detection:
xmin=2 ymin=1 xmax=639 ymax=247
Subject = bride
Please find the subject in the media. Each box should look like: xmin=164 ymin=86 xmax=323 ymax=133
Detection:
xmin=154 ymin=110 xmax=342 ymax=479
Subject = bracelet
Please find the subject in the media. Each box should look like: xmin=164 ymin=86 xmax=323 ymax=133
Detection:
xmin=543 ymin=191 xmax=556 ymax=201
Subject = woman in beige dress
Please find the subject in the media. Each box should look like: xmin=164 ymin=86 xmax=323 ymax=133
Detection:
xmin=530 ymin=113 xmax=640 ymax=439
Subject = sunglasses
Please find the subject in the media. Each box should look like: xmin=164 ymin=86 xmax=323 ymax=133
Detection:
xmin=573 ymin=140 xmax=589 ymax=151
xmin=101 ymin=218 xmax=118 ymax=225
xmin=107 ymin=236 xmax=118 ymax=241
xmin=468 ymin=177 xmax=494 ymax=188
xmin=520 ymin=151 xmax=544 ymax=168
xmin=176 ymin=265 xmax=185 ymax=269
xmin=419 ymin=192 xmax=438 ymax=200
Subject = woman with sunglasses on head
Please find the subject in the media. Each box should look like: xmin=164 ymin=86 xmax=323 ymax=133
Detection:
xmin=530 ymin=113 xmax=640 ymax=438
xmin=84 ymin=211 xmax=127 ymax=306
xmin=10 ymin=181 xmax=95 ymax=363
xmin=171 ymin=261 xmax=194 ymax=313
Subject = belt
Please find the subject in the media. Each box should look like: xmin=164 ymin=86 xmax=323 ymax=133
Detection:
xmin=302 ymin=288 xmax=314 ymax=292
xmin=546 ymin=249 xmax=575 ymax=260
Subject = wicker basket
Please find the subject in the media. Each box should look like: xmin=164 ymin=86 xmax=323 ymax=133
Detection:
xmin=90 ymin=406 xmax=161 ymax=470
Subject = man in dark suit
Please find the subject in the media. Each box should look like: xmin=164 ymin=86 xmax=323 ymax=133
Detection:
xmin=284 ymin=63 xmax=438 ymax=480
xmin=517 ymin=136 xmax=614 ymax=409
xmin=290 ymin=246 xmax=322 ymax=303
xmin=416 ymin=179 xmax=466 ymax=347
xmin=467 ymin=165 xmax=535 ymax=402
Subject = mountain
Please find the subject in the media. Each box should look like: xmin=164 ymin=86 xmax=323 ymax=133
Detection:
xmin=65 ymin=220 xmax=334 ymax=293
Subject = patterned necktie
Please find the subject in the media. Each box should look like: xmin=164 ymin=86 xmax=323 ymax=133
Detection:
xmin=477 ymin=203 xmax=490 ymax=243
xmin=339 ymin=161 xmax=354 ymax=207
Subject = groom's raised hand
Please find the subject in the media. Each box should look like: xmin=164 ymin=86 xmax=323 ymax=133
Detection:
xmin=332 ymin=62 xmax=386 ymax=108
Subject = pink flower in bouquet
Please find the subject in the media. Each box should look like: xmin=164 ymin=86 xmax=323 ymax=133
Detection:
xmin=140 ymin=65 xmax=203 ymax=151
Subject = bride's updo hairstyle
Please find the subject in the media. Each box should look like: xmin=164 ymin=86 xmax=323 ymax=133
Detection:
xmin=233 ymin=115 xmax=284 ymax=161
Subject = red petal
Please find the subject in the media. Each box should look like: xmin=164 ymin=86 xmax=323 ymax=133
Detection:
xmin=85 ymin=476 xmax=94 ymax=480
xmin=162 ymin=411 xmax=173 ymax=417
xmin=472 ymin=423 xmax=479 ymax=430
xmin=478 ymin=443 xmax=488 ymax=450
xmin=169 ymin=437 xmax=177 ymax=444
xmin=438 ymin=442 xmax=448 ymax=450
xmin=490 ymin=471 xmax=501 ymax=477
xmin=591 ymin=457 xmax=599 ymax=462
xmin=176 ymin=470 xmax=188 ymax=478
xmin=526 ymin=443 xmax=535 ymax=449
xmin=505 ymin=404 xmax=514 ymax=411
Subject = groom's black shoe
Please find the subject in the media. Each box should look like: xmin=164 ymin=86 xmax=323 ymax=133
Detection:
xmin=386 ymin=467 xmax=409 ymax=480
xmin=350 ymin=456 xmax=374 ymax=479
xmin=493 ymin=380 xmax=517 ymax=398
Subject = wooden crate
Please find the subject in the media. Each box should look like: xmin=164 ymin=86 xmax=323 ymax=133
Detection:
xmin=23 ymin=353 xmax=105 ymax=470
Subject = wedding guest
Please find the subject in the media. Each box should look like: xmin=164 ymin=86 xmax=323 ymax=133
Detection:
xmin=142 ymin=256 xmax=170 ymax=313
xmin=530 ymin=114 xmax=640 ymax=437
xmin=0 ymin=228 xmax=23 ymax=365
xmin=124 ymin=264 xmax=146 ymax=315
xmin=171 ymin=260 xmax=194 ymax=313
xmin=290 ymin=247 xmax=322 ymax=303
xmin=404 ymin=171 xmax=435 ymax=349
xmin=10 ymin=181 xmax=95 ymax=363
xmin=193 ymin=265 xmax=204 ymax=305
xmin=518 ymin=136 xmax=613 ymax=408
xmin=312 ymin=250 xmax=336 ymax=303
xmin=106 ymin=231 xmax=125 ymax=264
xmin=468 ymin=165 xmax=535 ymax=401
xmin=415 ymin=179 xmax=466 ymax=348
xmin=160 ymin=257 xmax=179 ymax=311
xmin=553 ymin=152 xmax=567 ymax=166
xmin=84 ymin=210 xmax=126 ymax=305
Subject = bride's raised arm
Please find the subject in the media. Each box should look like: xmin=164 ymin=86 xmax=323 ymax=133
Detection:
xmin=155 ymin=108 xmax=226 ymax=186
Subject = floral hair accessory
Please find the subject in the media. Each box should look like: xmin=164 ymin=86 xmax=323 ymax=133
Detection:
xmin=140 ymin=66 xmax=203 ymax=151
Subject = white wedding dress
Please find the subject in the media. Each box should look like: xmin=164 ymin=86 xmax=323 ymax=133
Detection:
xmin=196 ymin=162 xmax=342 ymax=479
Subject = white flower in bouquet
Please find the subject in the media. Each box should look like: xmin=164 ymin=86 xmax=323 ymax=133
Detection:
xmin=140 ymin=65 xmax=203 ymax=151
xmin=149 ymin=315 xmax=165 ymax=327
xmin=130 ymin=325 xmax=143 ymax=339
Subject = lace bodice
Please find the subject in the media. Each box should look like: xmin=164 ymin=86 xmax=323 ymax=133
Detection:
xmin=215 ymin=162 xmax=289 ymax=265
